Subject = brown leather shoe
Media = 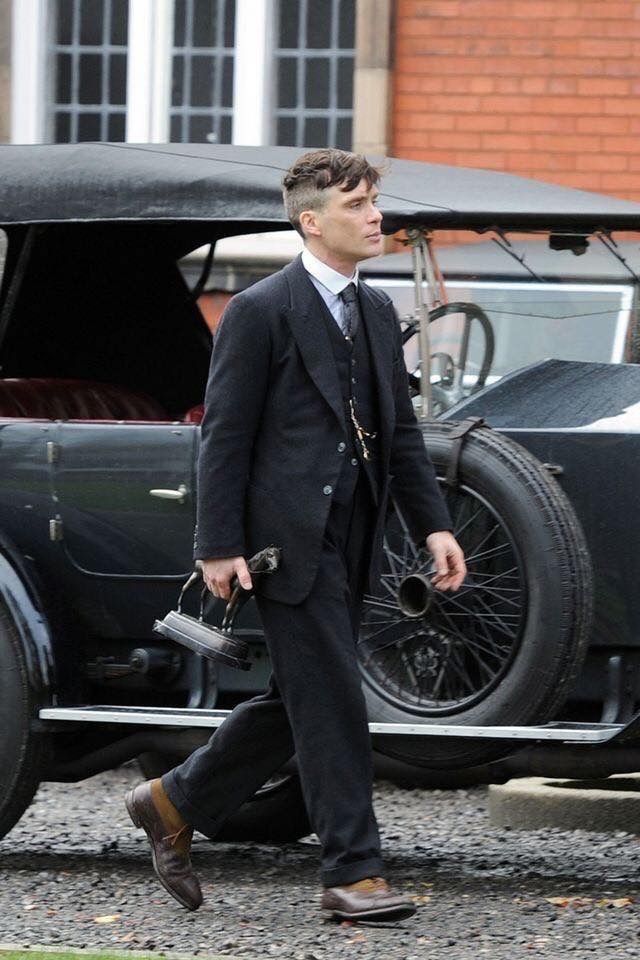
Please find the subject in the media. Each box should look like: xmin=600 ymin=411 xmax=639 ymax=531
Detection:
xmin=125 ymin=779 xmax=202 ymax=911
xmin=321 ymin=876 xmax=416 ymax=922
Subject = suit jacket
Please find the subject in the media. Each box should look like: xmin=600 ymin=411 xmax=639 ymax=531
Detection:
xmin=194 ymin=254 xmax=452 ymax=604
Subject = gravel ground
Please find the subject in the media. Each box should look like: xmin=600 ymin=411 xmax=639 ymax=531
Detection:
xmin=1 ymin=764 xmax=640 ymax=960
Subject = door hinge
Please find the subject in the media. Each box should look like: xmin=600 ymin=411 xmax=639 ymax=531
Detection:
xmin=49 ymin=518 xmax=64 ymax=541
xmin=46 ymin=441 xmax=60 ymax=464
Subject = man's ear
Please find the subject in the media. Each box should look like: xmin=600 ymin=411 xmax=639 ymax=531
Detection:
xmin=299 ymin=209 xmax=321 ymax=238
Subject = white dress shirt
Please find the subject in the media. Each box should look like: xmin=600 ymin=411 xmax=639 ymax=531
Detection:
xmin=301 ymin=247 xmax=359 ymax=336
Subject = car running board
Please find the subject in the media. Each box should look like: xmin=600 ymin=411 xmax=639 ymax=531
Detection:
xmin=38 ymin=705 xmax=640 ymax=745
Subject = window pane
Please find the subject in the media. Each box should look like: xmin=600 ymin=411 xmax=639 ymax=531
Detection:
xmin=338 ymin=0 xmax=355 ymax=47
xmin=57 ymin=0 xmax=74 ymax=44
xmin=111 ymin=0 xmax=129 ymax=45
xmin=174 ymin=0 xmax=186 ymax=46
xmin=170 ymin=114 xmax=183 ymax=142
xmin=223 ymin=0 xmax=236 ymax=46
xmin=305 ymin=59 xmax=329 ymax=109
xmin=78 ymin=112 xmax=101 ymax=141
xmin=222 ymin=56 xmax=234 ymax=107
xmin=193 ymin=0 xmax=216 ymax=47
xmin=304 ymin=116 xmax=328 ymax=146
xmin=306 ymin=0 xmax=332 ymax=48
xmin=279 ymin=0 xmax=299 ymax=47
xmin=219 ymin=114 xmax=232 ymax=144
xmin=335 ymin=116 xmax=352 ymax=150
xmin=172 ymin=55 xmax=185 ymax=106
xmin=189 ymin=114 xmax=215 ymax=142
xmin=55 ymin=111 xmax=71 ymax=142
xmin=109 ymin=53 xmax=127 ymax=105
xmin=56 ymin=53 xmax=72 ymax=104
xmin=191 ymin=56 xmax=214 ymax=107
xmin=107 ymin=112 xmax=125 ymax=140
xmin=278 ymin=58 xmax=297 ymax=108
xmin=337 ymin=57 xmax=353 ymax=109
xmin=78 ymin=54 xmax=102 ymax=104
xmin=277 ymin=115 xmax=297 ymax=146
xmin=80 ymin=0 xmax=105 ymax=45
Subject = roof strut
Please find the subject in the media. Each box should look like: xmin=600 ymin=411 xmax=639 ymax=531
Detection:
xmin=0 ymin=225 xmax=39 ymax=359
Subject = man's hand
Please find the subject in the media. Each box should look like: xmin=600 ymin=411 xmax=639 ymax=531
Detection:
xmin=200 ymin=556 xmax=253 ymax=600
xmin=426 ymin=531 xmax=466 ymax=592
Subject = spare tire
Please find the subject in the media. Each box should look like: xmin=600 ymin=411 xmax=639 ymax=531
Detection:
xmin=359 ymin=421 xmax=593 ymax=769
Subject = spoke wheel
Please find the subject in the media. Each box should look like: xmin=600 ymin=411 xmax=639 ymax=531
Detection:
xmin=360 ymin=422 xmax=593 ymax=769
xmin=361 ymin=485 xmax=527 ymax=716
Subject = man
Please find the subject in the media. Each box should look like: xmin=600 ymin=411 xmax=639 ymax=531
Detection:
xmin=126 ymin=149 xmax=466 ymax=922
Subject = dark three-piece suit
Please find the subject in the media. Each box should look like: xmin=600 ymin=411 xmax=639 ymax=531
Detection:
xmin=162 ymin=254 xmax=451 ymax=886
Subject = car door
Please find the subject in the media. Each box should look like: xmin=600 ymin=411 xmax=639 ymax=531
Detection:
xmin=51 ymin=421 xmax=197 ymax=578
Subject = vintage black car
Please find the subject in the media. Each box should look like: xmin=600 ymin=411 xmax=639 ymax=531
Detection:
xmin=3 ymin=143 xmax=640 ymax=841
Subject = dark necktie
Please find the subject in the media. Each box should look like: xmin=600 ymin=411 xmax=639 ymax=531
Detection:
xmin=339 ymin=283 xmax=361 ymax=340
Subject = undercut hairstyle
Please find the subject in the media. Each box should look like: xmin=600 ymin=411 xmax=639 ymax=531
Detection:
xmin=282 ymin=148 xmax=383 ymax=237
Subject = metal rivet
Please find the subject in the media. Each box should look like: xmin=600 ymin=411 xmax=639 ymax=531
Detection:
xmin=337 ymin=441 xmax=346 ymax=452
xmin=351 ymin=458 xmax=358 ymax=466
xmin=323 ymin=485 xmax=333 ymax=495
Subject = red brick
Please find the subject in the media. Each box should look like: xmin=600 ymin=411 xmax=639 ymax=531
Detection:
xmin=578 ymin=38 xmax=633 ymax=56
xmin=395 ymin=90 xmax=442 ymax=112
xmin=576 ymin=153 xmax=629 ymax=171
xmin=439 ymin=76 xmax=489 ymax=94
xmin=581 ymin=0 xmax=635 ymax=15
xmin=494 ymin=78 xmax=521 ymax=94
xmin=423 ymin=94 xmax=483 ymax=113
xmin=577 ymin=115 xmax=630 ymax=133
xmin=509 ymin=114 xmax=575 ymax=132
xmin=460 ymin=114 xmax=510 ymax=131
xmin=597 ymin=135 xmax=639 ymax=153
xmin=455 ymin=152 xmax=507 ymax=169
xmin=403 ymin=0 xmax=462 ymax=16
xmin=423 ymin=131 xmax=484 ymax=149
xmin=548 ymin=78 xmax=579 ymax=94
xmin=530 ymin=96 xmax=604 ymax=114
xmin=509 ymin=0 xmax=580 ymax=15
xmin=521 ymin=77 xmax=549 ymax=95
xmin=603 ymin=97 xmax=640 ymax=115
xmin=533 ymin=134 xmax=601 ymax=152
xmin=600 ymin=173 xmax=640 ymax=189
xmin=480 ymin=132 xmax=535 ymax=151
xmin=578 ymin=77 xmax=632 ymax=96
xmin=551 ymin=57 xmax=605 ymax=75
xmin=478 ymin=95 xmax=534 ymax=113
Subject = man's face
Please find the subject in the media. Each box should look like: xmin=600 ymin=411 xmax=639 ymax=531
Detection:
xmin=305 ymin=178 xmax=383 ymax=265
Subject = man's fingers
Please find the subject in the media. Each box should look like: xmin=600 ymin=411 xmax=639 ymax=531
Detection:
xmin=234 ymin=559 xmax=253 ymax=592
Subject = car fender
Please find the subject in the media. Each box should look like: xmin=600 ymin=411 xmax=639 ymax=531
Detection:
xmin=0 ymin=535 xmax=55 ymax=705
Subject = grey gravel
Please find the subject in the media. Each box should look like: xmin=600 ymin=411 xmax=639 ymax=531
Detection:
xmin=1 ymin=763 xmax=639 ymax=959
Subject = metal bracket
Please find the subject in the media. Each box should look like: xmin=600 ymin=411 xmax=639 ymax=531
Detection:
xmin=445 ymin=417 xmax=486 ymax=488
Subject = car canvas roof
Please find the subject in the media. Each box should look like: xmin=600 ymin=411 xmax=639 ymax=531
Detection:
xmin=2 ymin=143 xmax=640 ymax=233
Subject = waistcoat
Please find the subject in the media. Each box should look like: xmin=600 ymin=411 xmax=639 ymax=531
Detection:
xmin=316 ymin=292 xmax=381 ymax=506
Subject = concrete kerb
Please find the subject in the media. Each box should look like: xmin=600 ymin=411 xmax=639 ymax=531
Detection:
xmin=0 ymin=946 xmax=243 ymax=960
xmin=488 ymin=772 xmax=640 ymax=833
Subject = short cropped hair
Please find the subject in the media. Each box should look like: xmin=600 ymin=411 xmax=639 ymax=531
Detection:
xmin=282 ymin=148 xmax=382 ymax=237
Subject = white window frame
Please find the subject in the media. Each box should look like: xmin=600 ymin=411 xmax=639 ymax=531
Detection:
xmin=10 ymin=0 xmax=280 ymax=145
xmin=10 ymin=0 xmax=49 ymax=143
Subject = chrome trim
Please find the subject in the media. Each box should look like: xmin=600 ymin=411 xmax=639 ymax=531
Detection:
xmin=39 ymin=706 xmax=624 ymax=743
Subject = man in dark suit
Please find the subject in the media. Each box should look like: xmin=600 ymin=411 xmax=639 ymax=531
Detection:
xmin=126 ymin=149 xmax=466 ymax=922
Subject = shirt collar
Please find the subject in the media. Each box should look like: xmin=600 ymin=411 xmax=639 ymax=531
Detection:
xmin=301 ymin=247 xmax=359 ymax=296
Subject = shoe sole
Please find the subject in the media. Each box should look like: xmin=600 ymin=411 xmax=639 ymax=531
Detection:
xmin=323 ymin=904 xmax=416 ymax=922
xmin=124 ymin=789 xmax=201 ymax=912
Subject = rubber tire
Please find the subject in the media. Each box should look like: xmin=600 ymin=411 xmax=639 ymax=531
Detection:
xmin=0 ymin=604 xmax=44 ymax=839
xmin=137 ymin=753 xmax=310 ymax=843
xmin=363 ymin=421 xmax=593 ymax=769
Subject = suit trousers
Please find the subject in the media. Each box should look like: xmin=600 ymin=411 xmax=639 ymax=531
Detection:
xmin=162 ymin=473 xmax=384 ymax=886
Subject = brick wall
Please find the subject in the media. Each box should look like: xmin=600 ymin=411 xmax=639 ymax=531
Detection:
xmin=393 ymin=0 xmax=640 ymax=201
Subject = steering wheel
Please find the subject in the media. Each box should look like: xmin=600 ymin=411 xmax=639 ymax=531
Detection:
xmin=403 ymin=301 xmax=495 ymax=413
